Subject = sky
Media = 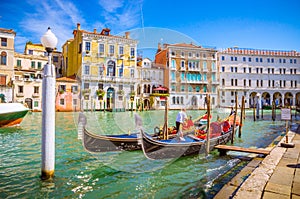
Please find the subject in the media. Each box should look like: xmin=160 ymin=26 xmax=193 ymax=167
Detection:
xmin=1 ymin=0 xmax=300 ymax=59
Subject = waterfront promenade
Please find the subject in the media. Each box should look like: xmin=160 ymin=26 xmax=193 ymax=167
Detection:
xmin=214 ymin=124 xmax=300 ymax=198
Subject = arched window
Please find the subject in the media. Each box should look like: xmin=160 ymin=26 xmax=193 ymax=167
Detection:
xmin=181 ymin=97 xmax=184 ymax=104
xmin=172 ymin=96 xmax=176 ymax=104
xmin=0 ymin=51 xmax=7 ymax=65
xmin=107 ymin=60 xmax=115 ymax=77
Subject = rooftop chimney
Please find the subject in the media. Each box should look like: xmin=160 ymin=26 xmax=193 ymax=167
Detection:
xmin=77 ymin=23 xmax=81 ymax=30
xmin=125 ymin=32 xmax=130 ymax=39
xmin=94 ymin=28 xmax=97 ymax=34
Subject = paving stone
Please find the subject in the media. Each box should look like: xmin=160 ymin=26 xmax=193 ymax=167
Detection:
xmin=214 ymin=184 xmax=236 ymax=199
xmin=292 ymin=194 xmax=300 ymax=199
xmin=269 ymin=171 xmax=294 ymax=186
xmin=229 ymin=166 xmax=254 ymax=187
xmin=233 ymin=189 xmax=262 ymax=199
xmin=263 ymin=191 xmax=289 ymax=199
xmin=264 ymin=181 xmax=291 ymax=196
xmin=247 ymin=158 xmax=262 ymax=168
xmin=292 ymin=182 xmax=300 ymax=195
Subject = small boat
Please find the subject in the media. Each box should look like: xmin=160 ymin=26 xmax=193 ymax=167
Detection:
xmin=0 ymin=103 xmax=29 ymax=127
xmin=78 ymin=112 xmax=201 ymax=153
xmin=139 ymin=119 xmax=235 ymax=160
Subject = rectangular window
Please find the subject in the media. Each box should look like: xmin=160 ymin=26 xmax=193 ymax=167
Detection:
xmin=53 ymin=56 xmax=58 ymax=62
xmin=230 ymin=57 xmax=233 ymax=61
xmin=294 ymin=59 xmax=297 ymax=64
xmin=221 ymin=56 xmax=225 ymax=61
xmin=119 ymin=46 xmax=124 ymax=55
xmin=256 ymin=58 xmax=259 ymax=62
xmin=244 ymin=79 xmax=246 ymax=86
xmin=248 ymin=57 xmax=251 ymax=62
xmin=243 ymin=68 xmax=246 ymax=73
xmin=99 ymin=44 xmax=104 ymax=53
xmin=181 ymin=72 xmax=185 ymax=81
xmin=18 ymin=85 xmax=23 ymax=93
xmin=249 ymin=68 xmax=251 ymax=73
xmin=85 ymin=42 xmax=90 ymax=51
xmin=283 ymin=59 xmax=286 ymax=63
xmin=38 ymin=62 xmax=42 ymax=69
xmin=260 ymin=58 xmax=263 ymax=62
xmin=34 ymin=86 xmax=39 ymax=94
xmin=234 ymin=57 xmax=237 ymax=61
xmin=249 ymin=80 xmax=251 ymax=87
xmin=59 ymin=85 xmax=66 ymax=92
xmin=1 ymin=38 xmax=7 ymax=46
xmin=73 ymin=99 xmax=77 ymax=106
xmin=130 ymin=47 xmax=135 ymax=57
xmin=290 ymin=59 xmax=293 ymax=64
xmin=83 ymin=83 xmax=89 ymax=89
xmin=271 ymin=58 xmax=274 ymax=63
xmin=85 ymin=65 xmax=90 ymax=75
xmin=71 ymin=85 xmax=78 ymax=93
xmin=31 ymin=61 xmax=35 ymax=68
xmin=130 ymin=69 xmax=134 ymax=77
xmin=267 ymin=58 xmax=270 ymax=63
xmin=109 ymin=45 xmax=114 ymax=54
xmin=34 ymin=101 xmax=39 ymax=107
xmin=222 ymin=66 xmax=225 ymax=72
xmin=17 ymin=59 xmax=21 ymax=66
xmin=279 ymin=58 xmax=282 ymax=63
xmin=243 ymin=57 xmax=246 ymax=62
xmin=99 ymin=65 xmax=104 ymax=76
xmin=60 ymin=99 xmax=65 ymax=105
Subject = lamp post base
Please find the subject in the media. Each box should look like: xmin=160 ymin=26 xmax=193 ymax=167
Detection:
xmin=280 ymin=142 xmax=295 ymax=148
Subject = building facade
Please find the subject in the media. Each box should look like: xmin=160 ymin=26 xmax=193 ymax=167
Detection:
xmin=218 ymin=47 xmax=300 ymax=108
xmin=56 ymin=76 xmax=81 ymax=112
xmin=13 ymin=52 xmax=47 ymax=110
xmin=63 ymin=23 xmax=138 ymax=111
xmin=155 ymin=43 xmax=218 ymax=109
xmin=0 ymin=28 xmax=16 ymax=102
xmin=136 ymin=58 xmax=167 ymax=110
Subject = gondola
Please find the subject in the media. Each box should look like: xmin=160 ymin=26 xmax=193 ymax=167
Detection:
xmin=139 ymin=119 xmax=236 ymax=160
xmin=78 ymin=113 xmax=141 ymax=153
xmin=78 ymin=112 xmax=199 ymax=153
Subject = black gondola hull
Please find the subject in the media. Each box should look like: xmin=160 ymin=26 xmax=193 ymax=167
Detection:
xmin=140 ymin=130 xmax=233 ymax=159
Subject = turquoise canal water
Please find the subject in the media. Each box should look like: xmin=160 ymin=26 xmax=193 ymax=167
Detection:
xmin=0 ymin=109 xmax=296 ymax=198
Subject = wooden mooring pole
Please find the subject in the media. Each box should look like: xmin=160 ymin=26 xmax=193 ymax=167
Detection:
xmin=206 ymin=94 xmax=211 ymax=155
xmin=231 ymin=94 xmax=238 ymax=144
xmin=238 ymin=96 xmax=245 ymax=138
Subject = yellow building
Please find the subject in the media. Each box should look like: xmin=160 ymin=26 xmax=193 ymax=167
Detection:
xmin=63 ymin=23 xmax=138 ymax=111
xmin=0 ymin=28 xmax=16 ymax=102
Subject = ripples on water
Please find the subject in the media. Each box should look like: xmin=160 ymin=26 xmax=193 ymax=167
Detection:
xmin=0 ymin=110 xmax=293 ymax=198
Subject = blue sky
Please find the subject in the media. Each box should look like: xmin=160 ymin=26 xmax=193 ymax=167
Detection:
xmin=1 ymin=0 xmax=300 ymax=59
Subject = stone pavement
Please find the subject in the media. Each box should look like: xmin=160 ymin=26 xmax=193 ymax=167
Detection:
xmin=214 ymin=125 xmax=300 ymax=199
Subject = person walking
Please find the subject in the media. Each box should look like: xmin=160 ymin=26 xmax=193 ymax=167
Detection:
xmin=176 ymin=108 xmax=187 ymax=141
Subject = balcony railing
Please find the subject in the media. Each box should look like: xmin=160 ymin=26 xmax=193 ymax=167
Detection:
xmin=32 ymin=93 xmax=40 ymax=98
xmin=16 ymin=93 xmax=24 ymax=97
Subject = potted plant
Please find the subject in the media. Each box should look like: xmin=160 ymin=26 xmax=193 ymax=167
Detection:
xmin=117 ymin=90 xmax=124 ymax=95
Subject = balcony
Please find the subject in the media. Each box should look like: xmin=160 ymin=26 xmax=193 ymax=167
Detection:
xmin=16 ymin=93 xmax=24 ymax=97
xmin=32 ymin=93 xmax=40 ymax=98
xmin=97 ymin=52 xmax=104 ymax=57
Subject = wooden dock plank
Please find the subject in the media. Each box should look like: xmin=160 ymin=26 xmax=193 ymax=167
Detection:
xmin=214 ymin=145 xmax=270 ymax=155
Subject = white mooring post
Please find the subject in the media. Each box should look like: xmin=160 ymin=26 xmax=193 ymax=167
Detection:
xmin=40 ymin=27 xmax=57 ymax=180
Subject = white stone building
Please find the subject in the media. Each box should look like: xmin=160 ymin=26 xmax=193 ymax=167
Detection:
xmin=218 ymin=47 xmax=300 ymax=109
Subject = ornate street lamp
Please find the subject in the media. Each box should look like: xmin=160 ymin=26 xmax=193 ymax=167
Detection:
xmin=40 ymin=27 xmax=58 ymax=180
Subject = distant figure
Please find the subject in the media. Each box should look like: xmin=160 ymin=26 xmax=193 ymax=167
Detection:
xmin=176 ymin=108 xmax=187 ymax=141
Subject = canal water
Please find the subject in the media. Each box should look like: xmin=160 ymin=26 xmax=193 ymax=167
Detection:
xmin=0 ymin=109 xmax=296 ymax=198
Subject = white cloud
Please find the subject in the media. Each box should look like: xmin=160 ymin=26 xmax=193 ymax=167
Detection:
xmin=98 ymin=0 xmax=124 ymax=13
xmin=98 ymin=0 xmax=144 ymax=33
xmin=17 ymin=0 xmax=84 ymax=52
